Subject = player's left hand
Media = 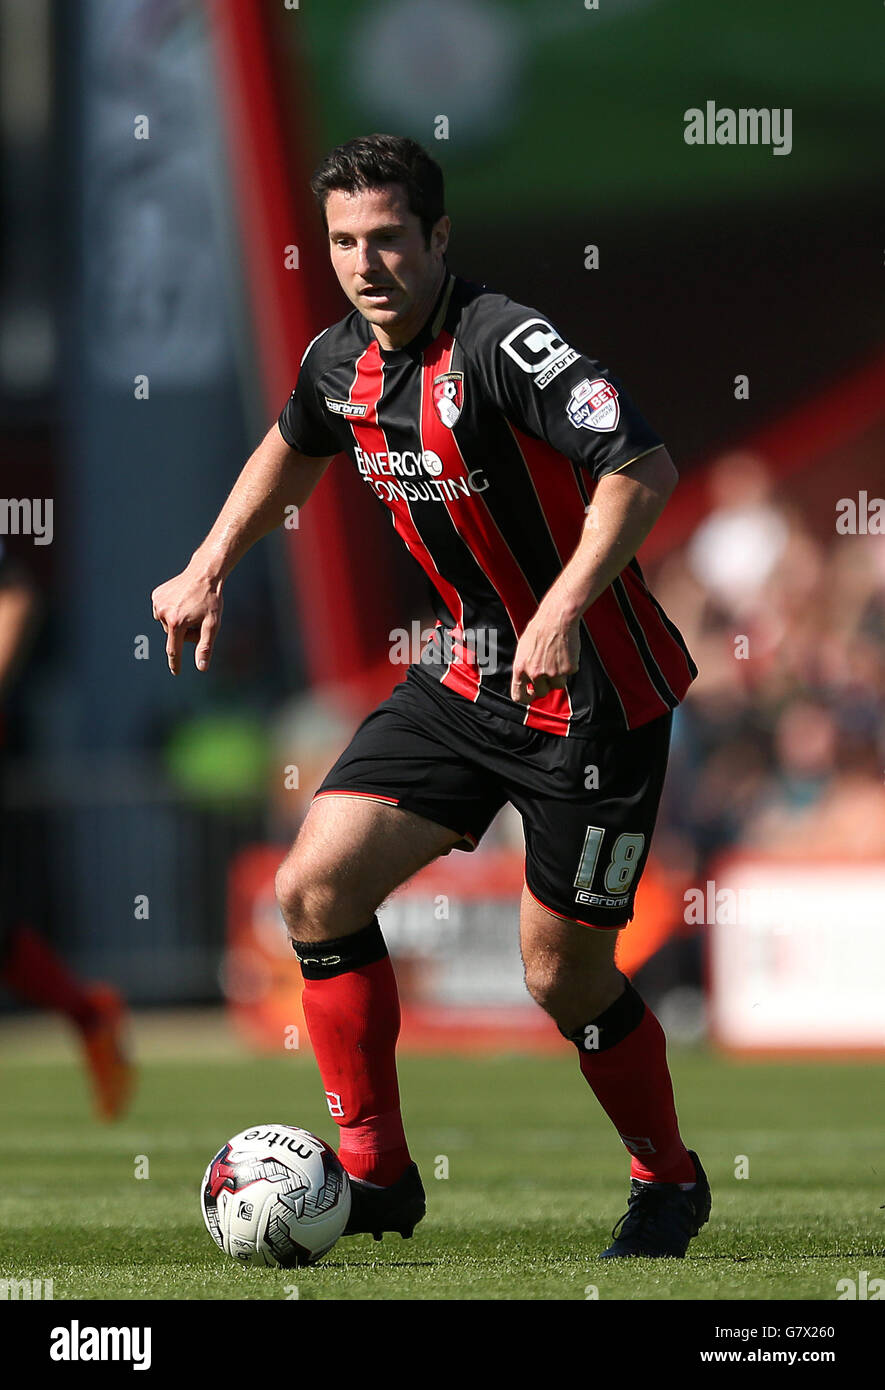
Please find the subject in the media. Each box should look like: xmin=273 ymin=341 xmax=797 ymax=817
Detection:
xmin=511 ymin=603 xmax=580 ymax=704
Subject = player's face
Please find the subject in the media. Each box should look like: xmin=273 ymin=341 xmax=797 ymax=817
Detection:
xmin=324 ymin=185 xmax=450 ymax=350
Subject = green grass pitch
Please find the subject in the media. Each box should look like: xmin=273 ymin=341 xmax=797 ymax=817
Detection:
xmin=1 ymin=1018 xmax=883 ymax=1301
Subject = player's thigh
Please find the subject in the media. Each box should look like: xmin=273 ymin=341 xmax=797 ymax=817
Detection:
xmin=276 ymin=793 xmax=463 ymax=937
xmin=515 ymin=711 xmax=672 ymax=934
xmin=519 ymin=885 xmax=619 ymax=972
xmin=276 ymin=673 xmax=506 ymax=937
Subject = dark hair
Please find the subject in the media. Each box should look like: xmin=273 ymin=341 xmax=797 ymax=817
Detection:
xmin=310 ymin=134 xmax=446 ymax=246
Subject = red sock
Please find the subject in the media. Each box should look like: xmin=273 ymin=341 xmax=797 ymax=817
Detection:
xmin=575 ymin=982 xmax=695 ymax=1184
xmin=1 ymin=924 xmax=99 ymax=1030
xmin=300 ymin=954 xmax=411 ymax=1187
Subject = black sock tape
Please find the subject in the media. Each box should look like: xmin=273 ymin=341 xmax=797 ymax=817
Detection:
xmin=291 ymin=916 xmax=388 ymax=980
xmin=560 ymin=976 xmax=646 ymax=1052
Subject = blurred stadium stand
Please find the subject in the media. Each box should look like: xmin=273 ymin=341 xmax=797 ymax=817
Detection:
xmin=0 ymin=0 xmax=882 ymax=1048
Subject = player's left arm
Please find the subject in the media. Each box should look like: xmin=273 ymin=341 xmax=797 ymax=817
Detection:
xmin=511 ymin=446 xmax=677 ymax=703
xmin=467 ymin=295 xmax=677 ymax=704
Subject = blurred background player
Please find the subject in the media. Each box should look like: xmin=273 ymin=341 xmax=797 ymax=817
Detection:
xmin=0 ymin=540 xmax=134 ymax=1121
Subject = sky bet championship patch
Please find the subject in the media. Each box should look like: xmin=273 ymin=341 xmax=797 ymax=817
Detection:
xmin=566 ymin=377 xmax=620 ymax=432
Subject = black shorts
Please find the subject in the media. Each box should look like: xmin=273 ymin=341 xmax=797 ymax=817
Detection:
xmin=313 ymin=666 xmax=672 ymax=929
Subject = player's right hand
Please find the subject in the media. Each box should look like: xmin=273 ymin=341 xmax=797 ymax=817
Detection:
xmin=151 ymin=567 xmax=224 ymax=675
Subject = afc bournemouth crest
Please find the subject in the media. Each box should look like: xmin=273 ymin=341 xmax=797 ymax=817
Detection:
xmin=566 ymin=377 xmax=620 ymax=432
xmin=432 ymin=371 xmax=464 ymax=428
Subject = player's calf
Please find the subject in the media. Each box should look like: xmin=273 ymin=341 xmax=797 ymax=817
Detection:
xmin=277 ymin=795 xmax=458 ymax=1200
xmin=519 ymin=888 xmax=624 ymax=1032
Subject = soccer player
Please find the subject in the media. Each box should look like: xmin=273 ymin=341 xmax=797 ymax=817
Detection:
xmin=152 ymin=135 xmax=710 ymax=1257
xmin=0 ymin=542 xmax=133 ymax=1120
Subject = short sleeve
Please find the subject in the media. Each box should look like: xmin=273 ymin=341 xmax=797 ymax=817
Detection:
xmin=277 ymin=333 xmax=339 ymax=458
xmin=472 ymin=302 xmax=664 ymax=482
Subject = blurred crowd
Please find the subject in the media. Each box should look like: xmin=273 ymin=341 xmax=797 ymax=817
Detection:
xmin=652 ymin=451 xmax=885 ymax=880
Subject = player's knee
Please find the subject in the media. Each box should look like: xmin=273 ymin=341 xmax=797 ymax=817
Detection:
xmin=274 ymin=851 xmax=378 ymax=941
xmin=274 ymin=856 xmax=335 ymax=938
xmin=523 ymin=955 xmax=621 ymax=1028
xmin=523 ymin=959 xmax=565 ymax=1015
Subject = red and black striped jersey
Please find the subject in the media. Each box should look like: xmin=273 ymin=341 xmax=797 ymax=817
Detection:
xmin=278 ymin=273 xmax=696 ymax=737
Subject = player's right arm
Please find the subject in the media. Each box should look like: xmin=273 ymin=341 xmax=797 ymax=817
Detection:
xmin=151 ymin=423 xmax=333 ymax=675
